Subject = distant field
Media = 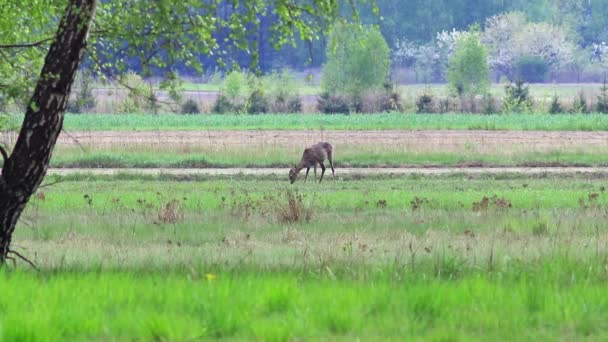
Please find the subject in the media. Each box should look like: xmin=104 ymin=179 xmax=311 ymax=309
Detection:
xmin=44 ymin=113 xmax=608 ymax=131
xmin=7 ymin=174 xmax=608 ymax=339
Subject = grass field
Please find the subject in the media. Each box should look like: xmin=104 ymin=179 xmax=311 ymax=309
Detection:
xmin=6 ymin=112 xmax=608 ymax=132
xmin=6 ymin=174 xmax=608 ymax=339
xmin=47 ymin=147 xmax=608 ymax=168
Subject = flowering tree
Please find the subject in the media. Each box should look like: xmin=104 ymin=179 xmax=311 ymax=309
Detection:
xmin=482 ymin=11 xmax=575 ymax=80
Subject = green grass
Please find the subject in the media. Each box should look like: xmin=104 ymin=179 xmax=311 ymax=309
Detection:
xmin=2 ymin=267 xmax=608 ymax=340
xmin=48 ymin=147 xmax=608 ymax=168
xmin=9 ymin=174 xmax=608 ymax=339
xmin=46 ymin=113 xmax=608 ymax=131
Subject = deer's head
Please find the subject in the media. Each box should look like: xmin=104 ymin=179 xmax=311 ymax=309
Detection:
xmin=289 ymin=165 xmax=298 ymax=184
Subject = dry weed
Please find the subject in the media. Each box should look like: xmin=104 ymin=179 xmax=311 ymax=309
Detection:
xmin=271 ymin=191 xmax=314 ymax=224
xmin=157 ymin=199 xmax=184 ymax=224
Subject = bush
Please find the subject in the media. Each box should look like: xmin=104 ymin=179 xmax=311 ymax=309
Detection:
xmin=247 ymin=89 xmax=269 ymax=114
xmin=597 ymin=79 xmax=608 ymax=113
xmin=571 ymin=92 xmax=588 ymax=114
xmin=321 ymin=22 xmax=390 ymax=98
xmin=317 ymin=92 xmax=350 ymax=114
xmin=447 ymin=26 xmax=490 ymax=96
xmin=117 ymin=72 xmax=158 ymax=114
xmin=416 ymin=93 xmax=434 ymax=113
xmin=482 ymin=94 xmax=498 ymax=114
xmin=549 ymin=96 xmax=564 ymax=114
xmin=503 ymin=80 xmax=533 ymax=113
xmin=515 ymin=56 xmax=549 ymax=83
xmin=66 ymin=70 xmax=96 ymax=113
xmin=264 ymin=69 xmax=303 ymax=113
xmin=180 ymin=99 xmax=200 ymax=114
xmin=212 ymin=94 xmax=237 ymax=114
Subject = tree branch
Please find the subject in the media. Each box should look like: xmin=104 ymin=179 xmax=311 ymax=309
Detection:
xmin=8 ymin=249 xmax=38 ymax=271
xmin=0 ymin=38 xmax=55 ymax=49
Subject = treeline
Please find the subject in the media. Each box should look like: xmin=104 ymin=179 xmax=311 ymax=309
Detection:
xmin=140 ymin=0 xmax=608 ymax=76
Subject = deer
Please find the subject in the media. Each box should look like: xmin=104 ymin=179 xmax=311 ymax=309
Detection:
xmin=289 ymin=142 xmax=335 ymax=184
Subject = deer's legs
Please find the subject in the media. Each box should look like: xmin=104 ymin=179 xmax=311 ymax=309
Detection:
xmin=313 ymin=163 xmax=318 ymax=182
xmin=329 ymin=159 xmax=335 ymax=179
xmin=304 ymin=167 xmax=310 ymax=183
xmin=319 ymin=163 xmax=326 ymax=183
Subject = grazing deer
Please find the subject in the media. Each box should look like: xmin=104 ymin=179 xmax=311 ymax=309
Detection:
xmin=289 ymin=142 xmax=335 ymax=184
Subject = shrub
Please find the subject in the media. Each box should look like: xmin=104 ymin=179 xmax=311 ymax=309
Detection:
xmin=549 ymin=96 xmax=564 ymax=114
xmin=117 ymin=72 xmax=158 ymax=114
xmin=482 ymin=94 xmax=498 ymax=114
xmin=180 ymin=99 xmax=200 ymax=114
xmin=447 ymin=26 xmax=490 ymax=96
xmin=503 ymin=80 xmax=532 ymax=113
xmin=247 ymin=89 xmax=269 ymax=114
xmin=321 ymin=22 xmax=390 ymax=98
xmin=416 ymin=93 xmax=434 ymax=113
xmin=515 ymin=56 xmax=549 ymax=83
xmin=265 ymin=69 xmax=302 ymax=113
xmin=212 ymin=70 xmax=250 ymax=114
xmin=317 ymin=92 xmax=350 ymax=114
xmin=66 ymin=70 xmax=96 ymax=113
xmin=212 ymin=94 xmax=237 ymax=114
xmin=571 ymin=92 xmax=588 ymax=114
xmin=597 ymin=79 xmax=608 ymax=113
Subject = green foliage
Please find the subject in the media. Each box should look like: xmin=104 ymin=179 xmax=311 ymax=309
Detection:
xmin=416 ymin=93 xmax=434 ymax=113
xmin=246 ymin=90 xmax=269 ymax=114
xmin=222 ymin=71 xmax=250 ymax=104
xmin=316 ymin=92 xmax=351 ymax=114
xmin=597 ymin=79 xmax=608 ymax=114
xmin=263 ymin=69 xmax=302 ymax=113
xmin=322 ymin=23 xmax=390 ymax=97
xmin=515 ymin=56 xmax=549 ymax=83
xmin=447 ymin=27 xmax=490 ymax=96
xmin=180 ymin=99 xmax=200 ymax=115
xmin=66 ymin=70 xmax=97 ymax=114
xmin=571 ymin=92 xmax=588 ymax=114
xmin=482 ymin=93 xmax=498 ymax=114
xmin=503 ymin=80 xmax=533 ymax=113
xmin=117 ymin=72 xmax=158 ymax=114
xmin=549 ymin=96 xmax=564 ymax=114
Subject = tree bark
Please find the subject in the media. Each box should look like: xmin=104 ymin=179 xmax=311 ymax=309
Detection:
xmin=0 ymin=0 xmax=97 ymax=262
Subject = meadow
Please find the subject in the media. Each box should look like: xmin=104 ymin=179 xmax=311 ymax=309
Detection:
xmin=6 ymin=173 xmax=608 ymax=339
xmin=56 ymin=113 xmax=608 ymax=131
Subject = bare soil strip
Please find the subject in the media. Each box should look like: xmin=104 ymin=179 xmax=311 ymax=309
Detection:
xmin=3 ymin=130 xmax=608 ymax=153
xmin=44 ymin=167 xmax=608 ymax=177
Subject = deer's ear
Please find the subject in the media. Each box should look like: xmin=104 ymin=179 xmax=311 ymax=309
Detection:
xmin=294 ymin=164 xmax=297 ymax=168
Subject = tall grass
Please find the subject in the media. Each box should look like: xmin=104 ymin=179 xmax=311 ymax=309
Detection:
xmin=1 ymin=267 xmax=608 ymax=340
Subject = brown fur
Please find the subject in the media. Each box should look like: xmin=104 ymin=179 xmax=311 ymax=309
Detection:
xmin=289 ymin=142 xmax=335 ymax=183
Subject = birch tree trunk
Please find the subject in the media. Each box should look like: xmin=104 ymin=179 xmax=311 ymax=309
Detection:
xmin=0 ymin=0 xmax=97 ymax=261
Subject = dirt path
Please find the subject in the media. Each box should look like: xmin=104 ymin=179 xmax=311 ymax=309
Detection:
xmin=45 ymin=167 xmax=608 ymax=177
xmin=3 ymin=130 xmax=608 ymax=153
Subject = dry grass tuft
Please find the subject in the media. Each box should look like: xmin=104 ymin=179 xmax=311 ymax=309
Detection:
xmin=157 ymin=199 xmax=184 ymax=224
xmin=472 ymin=195 xmax=512 ymax=212
xmin=271 ymin=191 xmax=314 ymax=224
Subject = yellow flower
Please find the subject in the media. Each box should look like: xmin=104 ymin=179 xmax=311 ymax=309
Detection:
xmin=205 ymin=273 xmax=217 ymax=281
